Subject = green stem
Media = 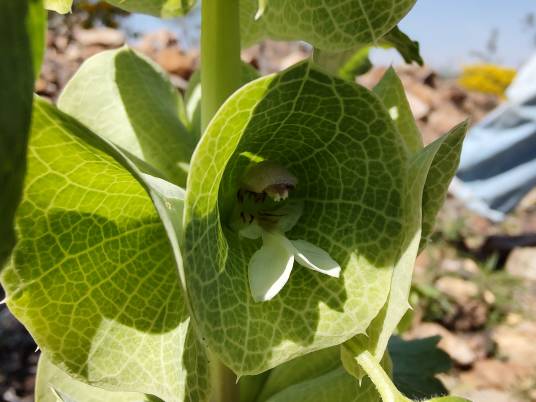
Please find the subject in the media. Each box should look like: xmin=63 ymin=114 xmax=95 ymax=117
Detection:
xmin=209 ymin=351 xmax=239 ymax=402
xmin=200 ymin=1 xmax=241 ymax=401
xmin=201 ymin=0 xmax=242 ymax=132
xmin=355 ymin=350 xmax=411 ymax=402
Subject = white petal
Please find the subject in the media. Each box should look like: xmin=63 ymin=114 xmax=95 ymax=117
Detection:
xmin=248 ymin=232 xmax=295 ymax=302
xmin=291 ymin=240 xmax=341 ymax=278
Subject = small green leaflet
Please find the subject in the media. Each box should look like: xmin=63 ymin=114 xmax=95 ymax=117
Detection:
xmin=240 ymin=0 xmax=416 ymax=51
xmin=1 ymin=98 xmax=208 ymax=402
xmin=0 ymin=0 xmax=45 ymax=268
xmin=184 ymin=61 xmax=411 ymax=375
xmin=382 ymin=26 xmax=424 ymax=66
xmin=419 ymin=123 xmax=468 ymax=250
xmin=373 ymin=67 xmax=423 ymax=154
xmin=58 ymin=48 xmax=194 ymax=187
xmin=358 ymin=72 xmax=467 ymax=365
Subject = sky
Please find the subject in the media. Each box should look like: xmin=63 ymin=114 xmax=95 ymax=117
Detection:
xmin=124 ymin=0 xmax=536 ymax=70
xmin=379 ymin=0 xmax=536 ymax=70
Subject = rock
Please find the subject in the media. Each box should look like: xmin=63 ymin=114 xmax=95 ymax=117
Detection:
xmin=73 ymin=27 xmax=125 ymax=47
xmin=80 ymin=45 xmax=106 ymax=60
xmin=155 ymin=47 xmax=196 ymax=78
xmin=403 ymin=79 xmax=440 ymax=108
xmin=459 ymin=359 xmax=531 ymax=390
xmin=457 ymin=389 xmax=522 ymax=402
xmin=436 ymin=276 xmax=479 ymax=304
xmin=277 ymin=52 xmax=309 ymax=71
xmin=492 ymin=321 xmax=536 ymax=367
xmin=407 ymin=322 xmax=477 ymax=366
xmin=54 ymin=35 xmax=69 ymax=51
xmin=506 ymin=247 xmax=536 ymax=281
xmin=519 ymin=187 xmax=536 ymax=211
xmin=427 ymin=103 xmax=467 ymax=137
xmin=406 ymin=91 xmax=430 ymax=119
xmin=444 ymin=299 xmax=489 ymax=331
xmin=137 ymin=29 xmax=176 ymax=55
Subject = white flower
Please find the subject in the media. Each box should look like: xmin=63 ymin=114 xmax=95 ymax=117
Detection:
xmin=247 ymin=230 xmax=341 ymax=302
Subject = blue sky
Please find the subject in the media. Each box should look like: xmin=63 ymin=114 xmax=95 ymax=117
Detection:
xmin=383 ymin=0 xmax=536 ymax=69
xmin=125 ymin=1 xmax=536 ymax=70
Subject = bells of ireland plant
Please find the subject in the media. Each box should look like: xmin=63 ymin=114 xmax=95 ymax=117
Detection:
xmin=184 ymin=60 xmax=468 ymax=377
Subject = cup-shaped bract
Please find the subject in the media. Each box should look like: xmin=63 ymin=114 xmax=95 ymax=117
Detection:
xmin=184 ymin=61 xmax=413 ymax=375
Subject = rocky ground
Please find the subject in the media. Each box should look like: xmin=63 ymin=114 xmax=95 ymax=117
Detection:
xmin=1 ymin=21 xmax=536 ymax=402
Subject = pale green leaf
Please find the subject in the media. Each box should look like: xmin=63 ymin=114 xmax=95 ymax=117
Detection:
xmin=0 ymin=99 xmax=208 ymax=402
xmin=250 ymin=335 xmax=453 ymax=402
xmin=184 ymin=61 xmax=410 ymax=375
xmin=264 ymin=368 xmax=378 ymax=402
xmin=254 ymin=347 xmax=340 ymax=402
xmin=0 ymin=0 xmax=44 ymax=267
xmin=44 ymin=0 xmax=71 ymax=13
xmin=373 ymin=67 xmax=423 ymax=154
xmin=251 ymin=346 xmax=379 ymax=402
xmin=241 ymin=0 xmax=416 ymax=51
xmin=420 ymin=122 xmax=468 ymax=249
xmin=36 ymin=354 xmax=150 ymax=402
xmin=366 ymin=135 xmax=447 ymax=363
xmin=58 ymin=47 xmax=194 ymax=187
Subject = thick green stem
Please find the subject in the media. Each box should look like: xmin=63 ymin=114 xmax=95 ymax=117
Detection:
xmin=355 ymin=350 xmax=411 ymax=402
xmin=209 ymin=351 xmax=239 ymax=402
xmin=201 ymin=1 xmax=241 ymax=401
xmin=201 ymin=0 xmax=242 ymax=132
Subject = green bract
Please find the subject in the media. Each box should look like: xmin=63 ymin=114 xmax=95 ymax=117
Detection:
xmin=240 ymin=0 xmax=417 ymax=50
xmin=183 ymin=60 xmax=464 ymax=376
xmin=1 ymin=98 xmax=208 ymax=402
xmin=58 ymin=47 xmax=194 ymax=187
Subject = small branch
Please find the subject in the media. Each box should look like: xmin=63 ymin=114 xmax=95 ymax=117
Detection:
xmin=355 ymin=350 xmax=411 ymax=402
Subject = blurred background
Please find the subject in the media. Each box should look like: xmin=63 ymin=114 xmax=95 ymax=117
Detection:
xmin=1 ymin=1 xmax=536 ymax=401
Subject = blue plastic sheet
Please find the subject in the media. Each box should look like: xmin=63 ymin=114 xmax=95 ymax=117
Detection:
xmin=452 ymin=55 xmax=536 ymax=221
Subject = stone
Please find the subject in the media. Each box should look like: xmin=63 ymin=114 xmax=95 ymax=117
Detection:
xmin=407 ymin=322 xmax=477 ymax=366
xmin=155 ymin=47 xmax=196 ymax=78
xmin=492 ymin=321 xmax=536 ymax=367
xmin=436 ymin=276 xmax=479 ymax=304
xmin=506 ymin=247 xmax=536 ymax=281
xmin=459 ymin=359 xmax=531 ymax=390
xmin=427 ymin=103 xmax=467 ymax=136
xmin=457 ymin=389 xmax=522 ymax=402
xmin=406 ymin=91 xmax=430 ymax=119
xmin=73 ymin=27 xmax=125 ymax=47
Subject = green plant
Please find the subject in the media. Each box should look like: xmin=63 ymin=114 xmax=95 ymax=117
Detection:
xmin=1 ymin=1 xmax=470 ymax=401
